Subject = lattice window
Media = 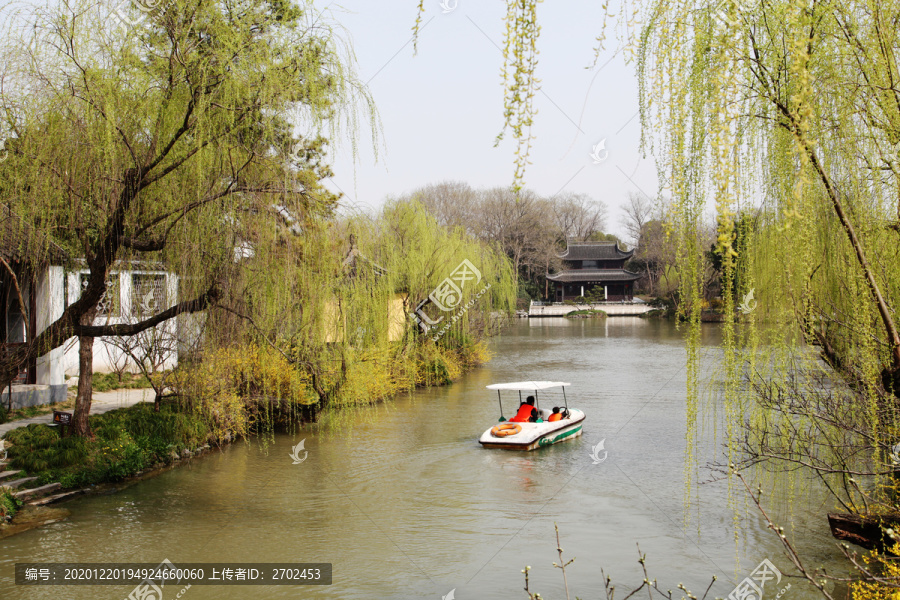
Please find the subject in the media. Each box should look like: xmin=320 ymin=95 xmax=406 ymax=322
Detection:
xmin=80 ymin=273 xmax=120 ymax=317
xmin=132 ymin=273 xmax=168 ymax=316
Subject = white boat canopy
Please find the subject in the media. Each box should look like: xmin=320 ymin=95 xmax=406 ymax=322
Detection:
xmin=486 ymin=381 xmax=570 ymax=391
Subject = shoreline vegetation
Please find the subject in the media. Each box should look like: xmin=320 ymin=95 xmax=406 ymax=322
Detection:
xmin=0 ymin=340 xmax=492 ymax=533
xmin=565 ymin=309 xmax=608 ymax=319
xmin=0 ymin=196 xmax=519 ymax=530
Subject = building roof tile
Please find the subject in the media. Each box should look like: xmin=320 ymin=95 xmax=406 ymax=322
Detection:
xmin=558 ymin=241 xmax=634 ymax=261
xmin=546 ymin=268 xmax=642 ymax=283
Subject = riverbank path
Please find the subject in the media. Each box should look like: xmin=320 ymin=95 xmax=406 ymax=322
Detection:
xmin=0 ymin=388 xmax=154 ymax=437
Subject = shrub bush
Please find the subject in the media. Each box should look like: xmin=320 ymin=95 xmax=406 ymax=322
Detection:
xmin=171 ymin=344 xmax=316 ymax=439
xmin=0 ymin=488 xmax=21 ymax=520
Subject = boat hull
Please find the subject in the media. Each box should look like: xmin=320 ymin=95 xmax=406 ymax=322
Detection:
xmin=479 ymin=410 xmax=585 ymax=451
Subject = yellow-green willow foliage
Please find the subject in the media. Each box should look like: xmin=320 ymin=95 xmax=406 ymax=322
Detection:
xmin=190 ymin=198 xmax=515 ymax=424
xmin=318 ymin=198 xmax=517 ymax=404
xmin=171 ymin=344 xmax=317 ymax=441
xmin=629 ymin=0 xmax=900 ymax=533
xmin=497 ymin=0 xmax=542 ymax=188
xmin=0 ymin=0 xmax=374 ymax=388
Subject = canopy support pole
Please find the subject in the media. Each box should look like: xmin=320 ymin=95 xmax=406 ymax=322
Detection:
xmin=498 ymin=390 xmax=504 ymax=419
xmin=562 ymin=387 xmax=569 ymax=411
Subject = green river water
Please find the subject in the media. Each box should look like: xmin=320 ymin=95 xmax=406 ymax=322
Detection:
xmin=0 ymin=318 xmax=850 ymax=599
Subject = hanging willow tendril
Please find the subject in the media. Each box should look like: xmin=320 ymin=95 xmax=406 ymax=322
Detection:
xmin=496 ymin=0 xmax=542 ymax=191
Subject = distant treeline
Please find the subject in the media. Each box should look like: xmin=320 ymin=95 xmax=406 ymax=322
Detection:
xmin=390 ymin=181 xmax=710 ymax=302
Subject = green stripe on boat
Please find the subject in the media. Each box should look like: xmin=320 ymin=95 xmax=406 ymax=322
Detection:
xmin=538 ymin=425 xmax=582 ymax=446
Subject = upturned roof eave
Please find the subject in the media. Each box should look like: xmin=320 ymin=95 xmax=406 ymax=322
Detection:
xmin=556 ymin=241 xmax=635 ymax=261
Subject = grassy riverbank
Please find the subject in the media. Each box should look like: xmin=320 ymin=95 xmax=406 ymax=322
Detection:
xmin=3 ymin=403 xmax=212 ymax=489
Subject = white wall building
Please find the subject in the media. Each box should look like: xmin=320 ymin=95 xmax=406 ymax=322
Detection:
xmin=3 ymin=264 xmax=181 ymax=409
xmin=61 ymin=268 xmax=180 ymax=375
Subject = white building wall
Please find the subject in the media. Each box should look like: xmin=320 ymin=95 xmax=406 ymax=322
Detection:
xmin=34 ymin=265 xmax=67 ymax=402
xmin=63 ymin=269 xmax=180 ymax=375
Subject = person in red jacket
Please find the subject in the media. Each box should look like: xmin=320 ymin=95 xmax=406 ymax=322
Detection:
xmin=510 ymin=396 xmax=538 ymax=422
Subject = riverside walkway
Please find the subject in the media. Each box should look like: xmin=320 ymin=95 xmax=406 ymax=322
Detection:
xmin=0 ymin=388 xmax=153 ymax=437
xmin=527 ymin=300 xmax=654 ymax=317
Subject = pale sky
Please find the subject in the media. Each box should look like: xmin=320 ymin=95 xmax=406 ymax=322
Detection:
xmin=313 ymin=0 xmax=657 ymax=240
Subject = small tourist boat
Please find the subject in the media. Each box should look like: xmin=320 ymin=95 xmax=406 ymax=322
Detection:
xmin=478 ymin=381 xmax=585 ymax=450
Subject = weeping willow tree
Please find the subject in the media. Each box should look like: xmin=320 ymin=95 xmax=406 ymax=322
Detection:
xmin=623 ymin=0 xmax=900 ymax=593
xmin=237 ymin=197 xmax=516 ymax=406
xmin=0 ymin=0 xmax=374 ymax=435
xmin=602 ymin=1 xmax=900 ymax=593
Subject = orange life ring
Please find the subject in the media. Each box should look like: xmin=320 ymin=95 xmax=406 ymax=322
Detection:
xmin=491 ymin=423 xmax=522 ymax=437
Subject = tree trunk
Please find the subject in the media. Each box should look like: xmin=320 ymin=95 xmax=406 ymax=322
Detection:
xmin=827 ymin=512 xmax=900 ymax=553
xmin=72 ymin=307 xmax=98 ymax=437
xmin=781 ymin=111 xmax=900 ymax=377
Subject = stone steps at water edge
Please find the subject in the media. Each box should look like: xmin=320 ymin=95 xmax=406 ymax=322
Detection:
xmin=0 ymin=470 xmax=22 ymax=481
xmin=28 ymin=489 xmax=85 ymax=506
xmin=0 ymin=441 xmax=86 ymax=507
xmin=15 ymin=483 xmax=62 ymax=501
xmin=1 ymin=476 xmax=38 ymax=490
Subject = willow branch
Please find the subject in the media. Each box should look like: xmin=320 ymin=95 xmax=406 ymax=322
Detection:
xmin=735 ymin=471 xmax=835 ymax=600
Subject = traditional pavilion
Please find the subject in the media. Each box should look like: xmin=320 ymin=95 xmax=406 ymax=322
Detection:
xmin=546 ymin=241 xmax=641 ymax=302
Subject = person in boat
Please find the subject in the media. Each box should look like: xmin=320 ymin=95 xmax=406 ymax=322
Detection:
xmin=510 ymin=396 xmax=538 ymax=422
xmin=548 ymin=407 xmax=562 ymax=422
